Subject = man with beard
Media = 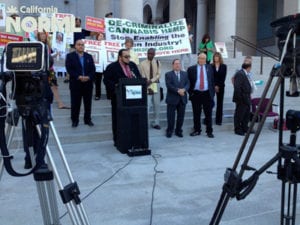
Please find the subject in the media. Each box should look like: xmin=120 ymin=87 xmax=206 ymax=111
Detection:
xmin=104 ymin=49 xmax=141 ymax=146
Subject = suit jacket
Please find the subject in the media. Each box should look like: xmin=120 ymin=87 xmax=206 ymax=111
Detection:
xmin=212 ymin=64 xmax=227 ymax=87
xmin=65 ymin=51 xmax=95 ymax=90
xmin=165 ymin=70 xmax=190 ymax=105
xmin=103 ymin=61 xmax=141 ymax=96
xmin=232 ymin=69 xmax=252 ymax=105
xmin=187 ymin=64 xmax=215 ymax=100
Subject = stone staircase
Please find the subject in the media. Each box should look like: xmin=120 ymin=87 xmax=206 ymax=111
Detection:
xmin=6 ymin=54 xmax=280 ymax=146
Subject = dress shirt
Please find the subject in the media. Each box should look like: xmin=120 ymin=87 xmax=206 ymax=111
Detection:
xmin=194 ymin=64 xmax=208 ymax=91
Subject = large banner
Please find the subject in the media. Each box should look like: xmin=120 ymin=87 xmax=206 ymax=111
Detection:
xmin=105 ymin=18 xmax=191 ymax=58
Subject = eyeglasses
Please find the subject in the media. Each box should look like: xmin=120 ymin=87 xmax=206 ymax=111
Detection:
xmin=77 ymin=43 xmax=84 ymax=46
xmin=123 ymin=55 xmax=131 ymax=59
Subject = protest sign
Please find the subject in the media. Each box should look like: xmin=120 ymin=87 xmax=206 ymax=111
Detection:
xmin=0 ymin=32 xmax=23 ymax=57
xmin=82 ymin=39 xmax=107 ymax=72
xmin=85 ymin=16 xmax=105 ymax=33
xmin=105 ymin=18 xmax=191 ymax=58
xmin=214 ymin=42 xmax=228 ymax=58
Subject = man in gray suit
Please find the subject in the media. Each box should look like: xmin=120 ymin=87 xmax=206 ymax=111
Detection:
xmin=187 ymin=53 xmax=215 ymax=138
xmin=165 ymin=59 xmax=190 ymax=138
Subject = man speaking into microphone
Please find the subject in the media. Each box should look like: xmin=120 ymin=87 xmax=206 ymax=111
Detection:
xmin=104 ymin=49 xmax=141 ymax=146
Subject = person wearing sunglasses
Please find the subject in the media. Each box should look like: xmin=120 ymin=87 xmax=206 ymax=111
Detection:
xmin=104 ymin=49 xmax=141 ymax=147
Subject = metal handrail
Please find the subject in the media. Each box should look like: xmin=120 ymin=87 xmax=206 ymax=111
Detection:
xmin=231 ymin=35 xmax=279 ymax=60
xmin=231 ymin=35 xmax=279 ymax=74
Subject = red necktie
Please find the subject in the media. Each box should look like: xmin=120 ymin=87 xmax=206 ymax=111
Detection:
xmin=125 ymin=65 xmax=132 ymax=78
xmin=200 ymin=65 xmax=204 ymax=90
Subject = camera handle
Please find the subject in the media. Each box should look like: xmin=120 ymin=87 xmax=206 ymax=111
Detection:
xmin=210 ymin=26 xmax=299 ymax=225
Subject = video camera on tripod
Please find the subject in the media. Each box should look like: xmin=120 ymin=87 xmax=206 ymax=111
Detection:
xmin=0 ymin=41 xmax=52 ymax=176
xmin=0 ymin=41 xmax=91 ymax=225
xmin=210 ymin=14 xmax=300 ymax=225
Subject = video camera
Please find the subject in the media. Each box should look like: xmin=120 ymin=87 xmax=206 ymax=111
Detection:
xmin=1 ymin=41 xmax=52 ymax=117
xmin=271 ymin=14 xmax=300 ymax=97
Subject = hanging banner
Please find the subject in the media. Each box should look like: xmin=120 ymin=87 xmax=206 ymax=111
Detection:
xmin=85 ymin=16 xmax=105 ymax=33
xmin=105 ymin=18 xmax=191 ymax=58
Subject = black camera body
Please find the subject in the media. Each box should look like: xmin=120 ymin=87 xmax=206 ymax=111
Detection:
xmin=286 ymin=109 xmax=300 ymax=131
xmin=3 ymin=41 xmax=52 ymax=117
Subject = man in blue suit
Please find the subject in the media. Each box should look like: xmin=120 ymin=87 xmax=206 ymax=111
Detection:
xmin=165 ymin=59 xmax=190 ymax=138
xmin=187 ymin=53 xmax=215 ymax=138
xmin=65 ymin=39 xmax=95 ymax=127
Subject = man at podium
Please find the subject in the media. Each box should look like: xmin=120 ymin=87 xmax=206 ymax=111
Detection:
xmin=104 ymin=49 xmax=141 ymax=146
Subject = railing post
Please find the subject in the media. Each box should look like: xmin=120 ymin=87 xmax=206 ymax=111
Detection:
xmin=260 ymin=55 xmax=263 ymax=75
xmin=233 ymin=39 xmax=236 ymax=58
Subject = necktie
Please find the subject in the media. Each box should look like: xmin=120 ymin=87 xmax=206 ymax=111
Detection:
xmin=199 ymin=66 xmax=204 ymax=90
xmin=125 ymin=65 xmax=132 ymax=78
xmin=150 ymin=61 xmax=153 ymax=80
xmin=177 ymin=72 xmax=180 ymax=82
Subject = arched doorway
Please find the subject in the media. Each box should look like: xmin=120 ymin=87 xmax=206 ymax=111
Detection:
xmin=143 ymin=4 xmax=153 ymax=24
xmin=156 ymin=0 xmax=169 ymax=24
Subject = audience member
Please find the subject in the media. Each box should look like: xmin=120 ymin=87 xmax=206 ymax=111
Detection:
xmin=198 ymin=34 xmax=214 ymax=64
xmin=105 ymin=12 xmax=113 ymax=18
xmin=140 ymin=48 xmax=161 ymax=130
xmin=212 ymin=52 xmax=227 ymax=125
xmin=64 ymin=17 xmax=91 ymax=83
xmin=165 ymin=59 xmax=190 ymax=138
xmin=187 ymin=53 xmax=215 ymax=138
xmin=180 ymin=23 xmax=193 ymax=71
xmin=124 ymin=37 xmax=139 ymax=65
xmin=232 ymin=62 xmax=252 ymax=136
xmin=103 ymin=49 xmax=141 ymax=146
xmin=37 ymin=32 xmax=69 ymax=109
xmin=65 ymin=39 xmax=95 ymax=127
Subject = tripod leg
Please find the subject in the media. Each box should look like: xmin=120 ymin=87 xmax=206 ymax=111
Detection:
xmin=209 ymin=190 xmax=231 ymax=225
xmin=35 ymin=167 xmax=61 ymax=225
xmin=281 ymin=182 xmax=298 ymax=225
xmin=0 ymin=121 xmax=15 ymax=181
xmin=36 ymin=124 xmax=89 ymax=225
xmin=49 ymin=121 xmax=90 ymax=225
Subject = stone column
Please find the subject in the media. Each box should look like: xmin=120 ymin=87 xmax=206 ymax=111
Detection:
xmin=169 ymin=0 xmax=184 ymax=21
xmin=120 ymin=0 xmax=143 ymax=22
xmin=196 ymin=0 xmax=207 ymax=52
xmin=283 ymin=0 xmax=300 ymax=16
xmin=94 ymin=0 xmax=111 ymax=18
xmin=215 ymin=0 xmax=237 ymax=42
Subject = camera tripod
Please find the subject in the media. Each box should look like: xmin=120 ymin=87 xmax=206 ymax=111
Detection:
xmin=209 ymin=24 xmax=300 ymax=224
xmin=0 ymin=106 xmax=90 ymax=225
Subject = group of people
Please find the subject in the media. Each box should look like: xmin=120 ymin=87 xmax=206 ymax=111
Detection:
xmin=36 ymin=16 xmax=254 ymax=144
xmin=66 ymin=31 xmax=256 ymax=143
xmin=165 ymin=52 xmax=226 ymax=139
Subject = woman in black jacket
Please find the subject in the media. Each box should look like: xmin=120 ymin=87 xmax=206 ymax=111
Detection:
xmin=212 ymin=52 xmax=227 ymax=125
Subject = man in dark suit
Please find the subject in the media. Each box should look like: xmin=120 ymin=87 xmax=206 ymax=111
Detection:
xmin=103 ymin=49 xmax=141 ymax=145
xmin=187 ymin=53 xmax=215 ymax=138
xmin=165 ymin=59 xmax=190 ymax=138
xmin=65 ymin=39 xmax=95 ymax=127
xmin=232 ymin=62 xmax=252 ymax=135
